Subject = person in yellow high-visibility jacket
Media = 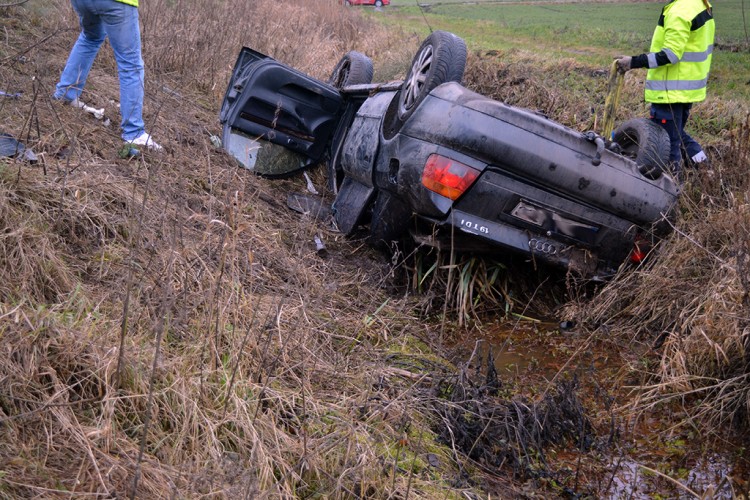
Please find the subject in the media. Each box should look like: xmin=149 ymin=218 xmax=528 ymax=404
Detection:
xmin=615 ymin=0 xmax=715 ymax=174
xmin=54 ymin=0 xmax=162 ymax=151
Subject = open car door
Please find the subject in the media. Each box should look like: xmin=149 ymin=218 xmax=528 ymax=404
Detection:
xmin=219 ymin=47 xmax=344 ymax=177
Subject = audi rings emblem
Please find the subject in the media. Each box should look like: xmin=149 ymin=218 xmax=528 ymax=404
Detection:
xmin=529 ymin=238 xmax=557 ymax=255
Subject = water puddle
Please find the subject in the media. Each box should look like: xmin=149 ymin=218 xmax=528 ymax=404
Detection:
xmin=442 ymin=320 xmax=750 ymax=497
xmin=445 ymin=319 xmax=572 ymax=381
xmin=604 ymin=454 xmax=739 ymax=499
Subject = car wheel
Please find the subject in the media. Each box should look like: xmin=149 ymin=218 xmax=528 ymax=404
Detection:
xmin=397 ymin=31 xmax=467 ymax=123
xmin=367 ymin=190 xmax=412 ymax=250
xmin=375 ymin=0 xmax=383 ymax=6
xmin=327 ymin=52 xmax=374 ymax=192
xmin=612 ymin=118 xmax=671 ymax=180
xmin=328 ymin=51 xmax=374 ymax=89
xmin=345 ymin=0 xmax=351 ymax=5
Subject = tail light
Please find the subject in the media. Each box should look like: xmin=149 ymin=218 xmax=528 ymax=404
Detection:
xmin=421 ymin=154 xmax=480 ymax=201
xmin=629 ymin=233 xmax=652 ymax=264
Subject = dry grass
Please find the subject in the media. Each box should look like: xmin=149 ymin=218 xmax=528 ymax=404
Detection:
xmin=466 ymin=47 xmax=750 ymax=448
xmin=463 ymin=48 xmax=749 ymax=141
xmin=0 ymin=1 xmax=469 ymax=498
xmin=566 ymin=114 xmax=750 ymax=440
xmin=1 ymin=0 xmax=748 ymax=498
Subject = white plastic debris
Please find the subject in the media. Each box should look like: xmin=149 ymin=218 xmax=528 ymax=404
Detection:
xmin=303 ymin=171 xmax=319 ymax=195
xmin=314 ymin=234 xmax=327 ymax=258
xmin=71 ymin=98 xmax=105 ymax=120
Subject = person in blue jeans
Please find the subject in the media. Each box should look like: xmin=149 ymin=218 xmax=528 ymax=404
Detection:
xmin=54 ymin=0 xmax=162 ymax=151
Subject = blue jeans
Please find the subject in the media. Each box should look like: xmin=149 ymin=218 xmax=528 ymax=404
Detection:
xmin=54 ymin=0 xmax=145 ymax=141
xmin=650 ymin=103 xmax=703 ymax=167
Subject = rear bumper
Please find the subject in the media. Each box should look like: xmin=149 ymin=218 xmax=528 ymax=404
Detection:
xmin=415 ymin=165 xmax=672 ymax=277
xmin=417 ymin=209 xmax=610 ymax=277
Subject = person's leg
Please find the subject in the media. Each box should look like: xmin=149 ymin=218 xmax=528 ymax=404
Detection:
xmin=678 ymin=104 xmax=707 ymax=165
xmin=98 ymin=0 xmax=145 ymax=141
xmin=54 ymin=0 xmax=105 ymax=102
xmin=650 ymin=103 xmax=684 ymax=174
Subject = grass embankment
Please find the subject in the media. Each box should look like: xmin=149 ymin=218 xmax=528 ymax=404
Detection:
xmin=0 ymin=1 xmax=476 ymax=498
xmin=1 ymin=0 xmax=749 ymax=498
xmin=399 ymin=0 xmax=750 ymax=453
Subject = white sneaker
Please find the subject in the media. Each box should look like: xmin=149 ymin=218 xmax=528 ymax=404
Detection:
xmin=69 ymin=98 xmax=105 ymax=120
xmin=691 ymin=150 xmax=708 ymax=163
xmin=128 ymin=132 xmax=163 ymax=152
xmin=69 ymin=97 xmax=87 ymax=109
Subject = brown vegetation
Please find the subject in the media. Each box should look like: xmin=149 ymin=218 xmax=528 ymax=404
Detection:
xmin=0 ymin=1 xmax=456 ymax=498
xmin=466 ymin=39 xmax=750 ymax=454
xmin=0 ymin=0 xmax=748 ymax=498
xmin=570 ymin=115 xmax=750 ymax=437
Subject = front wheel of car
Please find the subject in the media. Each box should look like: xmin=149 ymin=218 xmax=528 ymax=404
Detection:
xmin=375 ymin=0 xmax=383 ymax=6
xmin=328 ymin=51 xmax=374 ymax=89
xmin=397 ymin=31 xmax=467 ymax=123
xmin=327 ymin=51 xmax=375 ymax=193
xmin=612 ymin=118 xmax=671 ymax=180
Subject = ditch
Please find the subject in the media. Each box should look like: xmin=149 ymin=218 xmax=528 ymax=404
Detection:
xmin=441 ymin=319 xmax=749 ymax=498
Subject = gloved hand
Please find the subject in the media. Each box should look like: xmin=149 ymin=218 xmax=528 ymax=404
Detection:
xmin=615 ymin=56 xmax=632 ymax=73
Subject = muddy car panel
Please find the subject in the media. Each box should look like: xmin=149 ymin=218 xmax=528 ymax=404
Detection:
xmin=393 ymin=83 xmax=678 ymax=225
xmin=338 ymin=90 xmax=393 ymax=187
xmin=331 ymin=89 xmax=397 ymax=233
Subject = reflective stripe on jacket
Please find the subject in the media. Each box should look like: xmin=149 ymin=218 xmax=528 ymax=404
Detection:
xmin=115 ymin=0 xmax=139 ymax=7
xmin=645 ymin=0 xmax=714 ymax=104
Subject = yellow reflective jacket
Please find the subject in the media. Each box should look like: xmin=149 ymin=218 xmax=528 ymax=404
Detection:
xmin=645 ymin=0 xmax=715 ymax=103
xmin=116 ymin=0 xmax=139 ymax=6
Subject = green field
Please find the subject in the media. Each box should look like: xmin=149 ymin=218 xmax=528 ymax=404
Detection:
xmin=378 ymin=0 xmax=750 ymax=102
xmin=387 ymin=0 xmax=749 ymax=49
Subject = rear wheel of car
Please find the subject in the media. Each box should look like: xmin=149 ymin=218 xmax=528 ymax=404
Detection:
xmin=612 ymin=118 xmax=671 ymax=180
xmin=328 ymin=51 xmax=374 ymax=89
xmin=375 ymin=0 xmax=383 ymax=6
xmin=397 ymin=31 xmax=467 ymax=123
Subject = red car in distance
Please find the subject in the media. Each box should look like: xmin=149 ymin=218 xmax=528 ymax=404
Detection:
xmin=343 ymin=0 xmax=389 ymax=6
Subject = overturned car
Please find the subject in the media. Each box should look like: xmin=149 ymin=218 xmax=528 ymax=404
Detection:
xmin=219 ymin=31 xmax=679 ymax=279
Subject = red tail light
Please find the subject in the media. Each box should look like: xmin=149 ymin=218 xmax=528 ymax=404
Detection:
xmin=421 ymin=154 xmax=480 ymax=201
xmin=630 ymin=246 xmax=647 ymax=263
xmin=629 ymin=234 xmax=651 ymax=264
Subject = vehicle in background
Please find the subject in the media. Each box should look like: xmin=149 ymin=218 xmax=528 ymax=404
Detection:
xmin=343 ymin=0 xmax=390 ymax=6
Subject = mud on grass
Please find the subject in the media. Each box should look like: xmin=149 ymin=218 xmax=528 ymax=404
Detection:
xmin=430 ymin=363 xmax=595 ymax=481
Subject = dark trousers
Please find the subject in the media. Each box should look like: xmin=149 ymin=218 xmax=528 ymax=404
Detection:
xmin=650 ymin=103 xmax=703 ymax=166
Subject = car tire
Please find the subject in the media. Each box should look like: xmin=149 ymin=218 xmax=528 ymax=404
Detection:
xmin=328 ymin=51 xmax=374 ymax=89
xmin=375 ymin=0 xmax=383 ymax=6
xmin=327 ymin=52 xmax=374 ymax=192
xmin=612 ymin=118 xmax=671 ymax=180
xmin=397 ymin=31 xmax=467 ymax=123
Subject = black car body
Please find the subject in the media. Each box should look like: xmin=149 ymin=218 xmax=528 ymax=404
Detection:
xmin=219 ymin=32 xmax=679 ymax=279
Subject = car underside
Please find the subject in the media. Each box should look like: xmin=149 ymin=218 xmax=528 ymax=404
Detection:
xmin=219 ymin=31 xmax=680 ymax=280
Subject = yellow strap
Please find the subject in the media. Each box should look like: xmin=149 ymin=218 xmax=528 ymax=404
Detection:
xmin=601 ymin=60 xmax=624 ymax=140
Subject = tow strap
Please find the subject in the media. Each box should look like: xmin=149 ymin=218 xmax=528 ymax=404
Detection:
xmin=601 ymin=60 xmax=624 ymax=141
